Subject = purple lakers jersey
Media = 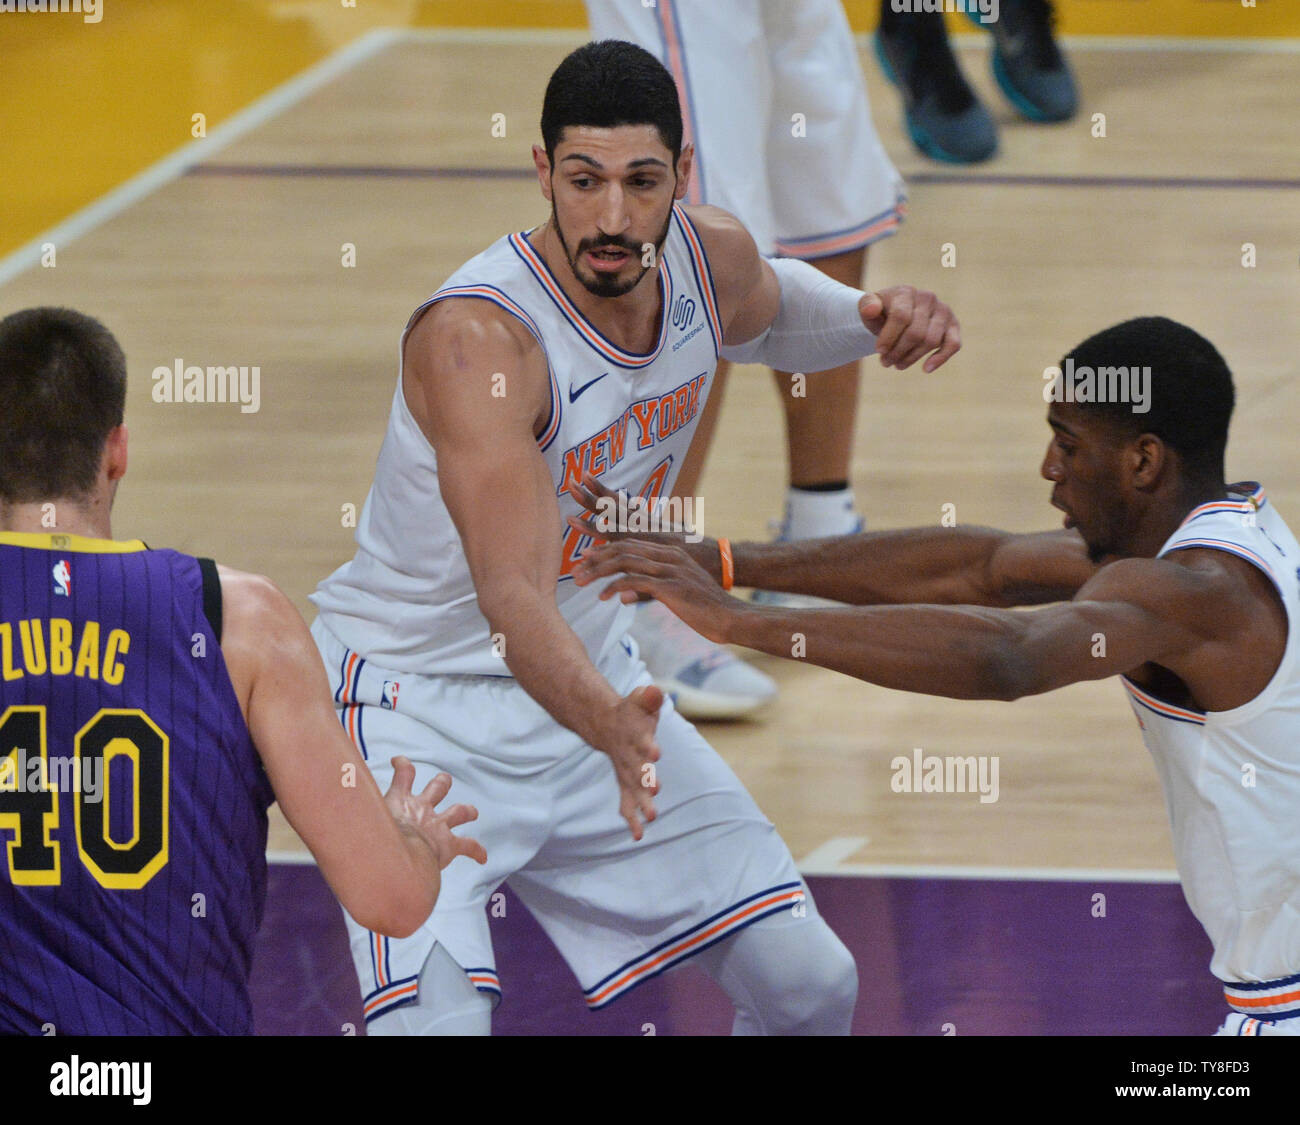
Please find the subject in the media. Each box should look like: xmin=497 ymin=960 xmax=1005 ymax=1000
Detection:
xmin=0 ymin=532 xmax=273 ymax=1035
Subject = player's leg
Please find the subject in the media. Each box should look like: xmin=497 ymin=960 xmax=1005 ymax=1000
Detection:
xmin=874 ymin=1 xmax=997 ymax=164
xmin=965 ymin=0 xmax=1079 ymax=125
xmin=693 ymin=902 xmax=858 ymax=1035
xmin=365 ymin=943 xmax=492 ymax=1037
xmin=508 ymin=649 xmax=857 ymax=1034
xmin=768 ymin=244 xmax=867 ymax=543
xmin=757 ymin=0 xmax=906 ymax=596
xmin=309 ymin=618 xmax=548 ymax=1036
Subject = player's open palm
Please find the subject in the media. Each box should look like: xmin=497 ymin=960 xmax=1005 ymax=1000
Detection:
xmin=384 ymin=757 xmax=488 ymax=870
xmin=600 ymin=686 xmax=663 ymax=841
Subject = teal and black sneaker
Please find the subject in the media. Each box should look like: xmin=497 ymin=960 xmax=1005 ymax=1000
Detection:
xmin=967 ymin=0 xmax=1078 ymax=123
xmin=875 ymin=10 xmax=998 ymax=164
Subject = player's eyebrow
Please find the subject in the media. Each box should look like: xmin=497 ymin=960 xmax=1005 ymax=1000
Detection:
xmin=559 ymin=154 xmax=669 ymax=171
xmin=1048 ymin=417 xmax=1079 ymax=439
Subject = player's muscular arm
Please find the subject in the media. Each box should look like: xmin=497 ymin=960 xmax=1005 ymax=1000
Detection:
xmin=571 ymin=474 xmax=1097 ymax=606
xmin=402 ymin=303 xmax=661 ymax=839
xmin=729 ymin=526 xmax=1100 ymax=607
xmin=575 ymin=545 xmax=1225 ymax=701
xmin=691 ymin=206 xmax=780 ymax=348
xmin=218 ymin=567 xmax=486 ymax=938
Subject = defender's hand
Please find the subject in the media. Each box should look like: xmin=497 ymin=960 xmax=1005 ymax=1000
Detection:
xmin=384 ymin=757 xmax=488 ymax=870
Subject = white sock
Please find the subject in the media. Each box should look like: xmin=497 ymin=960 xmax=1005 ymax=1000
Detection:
xmin=783 ymin=487 xmax=861 ymax=540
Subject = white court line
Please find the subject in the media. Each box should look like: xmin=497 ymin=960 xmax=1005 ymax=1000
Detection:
xmin=268 ymin=847 xmax=1180 ymax=883
xmin=0 ymin=26 xmax=404 ymax=289
xmin=800 ymin=836 xmax=870 ymax=867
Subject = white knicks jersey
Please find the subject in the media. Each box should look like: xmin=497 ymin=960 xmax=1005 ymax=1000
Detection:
xmin=1120 ymin=483 xmax=1300 ymax=991
xmin=311 ymin=204 xmax=722 ymax=675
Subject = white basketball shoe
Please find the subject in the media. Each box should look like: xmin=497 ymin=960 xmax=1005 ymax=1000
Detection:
xmin=627 ymin=600 xmax=777 ymax=720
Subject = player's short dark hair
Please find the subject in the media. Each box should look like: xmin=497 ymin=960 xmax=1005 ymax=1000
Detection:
xmin=0 ymin=307 xmax=127 ymax=504
xmin=541 ymin=39 xmax=683 ymax=165
xmin=1060 ymin=317 xmax=1234 ymax=479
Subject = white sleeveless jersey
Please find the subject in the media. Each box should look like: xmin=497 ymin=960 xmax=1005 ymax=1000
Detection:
xmin=311 ymin=204 xmax=722 ymax=675
xmin=1120 ymin=483 xmax=1300 ymax=998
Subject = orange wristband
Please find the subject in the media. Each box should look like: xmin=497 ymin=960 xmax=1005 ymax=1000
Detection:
xmin=718 ymin=538 xmax=735 ymax=591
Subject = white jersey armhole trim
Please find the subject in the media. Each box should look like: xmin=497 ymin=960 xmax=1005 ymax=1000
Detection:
xmin=396 ymin=288 xmax=562 ymax=455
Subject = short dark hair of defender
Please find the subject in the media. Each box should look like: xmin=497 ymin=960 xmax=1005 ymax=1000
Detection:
xmin=540 ymin=39 xmax=684 ymax=165
xmin=1061 ymin=316 xmax=1235 ymax=480
xmin=0 ymin=307 xmax=127 ymax=505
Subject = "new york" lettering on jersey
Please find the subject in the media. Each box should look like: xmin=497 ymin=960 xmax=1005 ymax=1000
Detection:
xmin=557 ymin=371 xmax=709 ymax=496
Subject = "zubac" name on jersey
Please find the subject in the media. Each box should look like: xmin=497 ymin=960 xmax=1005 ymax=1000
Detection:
xmin=0 ymin=619 xmax=130 ymax=685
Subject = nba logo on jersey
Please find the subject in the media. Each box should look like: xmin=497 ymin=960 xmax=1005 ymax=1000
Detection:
xmin=381 ymin=680 xmax=400 ymax=710
xmin=52 ymin=559 xmax=72 ymax=597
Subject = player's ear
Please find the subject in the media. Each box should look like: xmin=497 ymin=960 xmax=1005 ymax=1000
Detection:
xmin=533 ymin=144 xmax=554 ymax=202
xmin=1130 ymin=432 xmax=1165 ymax=490
xmin=674 ymin=142 xmax=694 ymax=201
xmin=104 ymin=424 xmax=128 ymax=484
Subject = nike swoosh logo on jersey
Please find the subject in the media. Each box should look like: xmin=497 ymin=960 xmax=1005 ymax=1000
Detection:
xmin=569 ymin=372 xmax=610 ymax=402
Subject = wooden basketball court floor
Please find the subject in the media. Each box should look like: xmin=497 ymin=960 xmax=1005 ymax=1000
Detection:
xmin=3 ymin=26 xmax=1299 ymax=1031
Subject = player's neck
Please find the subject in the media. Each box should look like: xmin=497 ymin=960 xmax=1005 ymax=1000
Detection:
xmin=533 ymin=222 xmax=663 ymax=351
xmin=0 ymin=498 xmax=113 ymax=540
xmin=1127 ymin=477 xmax=1230 ymax=558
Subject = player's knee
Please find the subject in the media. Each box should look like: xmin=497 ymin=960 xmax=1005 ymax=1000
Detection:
xmin=788 ymin=927 xmax=857 ymax=1031
xmin=754 ymin=920 xmax=857 ymax=1035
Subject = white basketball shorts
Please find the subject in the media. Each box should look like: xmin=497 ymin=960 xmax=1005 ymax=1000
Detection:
xmin=310 ymin=616 xmax=815 ymax=1025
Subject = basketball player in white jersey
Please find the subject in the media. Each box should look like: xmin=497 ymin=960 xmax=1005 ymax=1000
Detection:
xmin=576 ymin=317 xmax=1300 ymax=1036
xmin=310 ymin=40 xmax=959 ymax=1034
xmin=583 ymin=0 xmax=908 ymax=718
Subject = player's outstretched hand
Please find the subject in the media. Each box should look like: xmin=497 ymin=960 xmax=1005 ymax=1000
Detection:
xmin=860 ymin=285 xmax=960 ymax=373
xmin=384 ymin=757 xmax=488 ymax=870
xmin=596 ymin=685 xmax=663 ymax=842
xmin=574 ymin=539 xmax=738 ymax=645
xmin=565 ymin=474 xmax=721 ymax=577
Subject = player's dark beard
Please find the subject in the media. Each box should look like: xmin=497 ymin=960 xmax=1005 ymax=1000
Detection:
xmin=552 ymin=204 xmax=674 ymax=299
